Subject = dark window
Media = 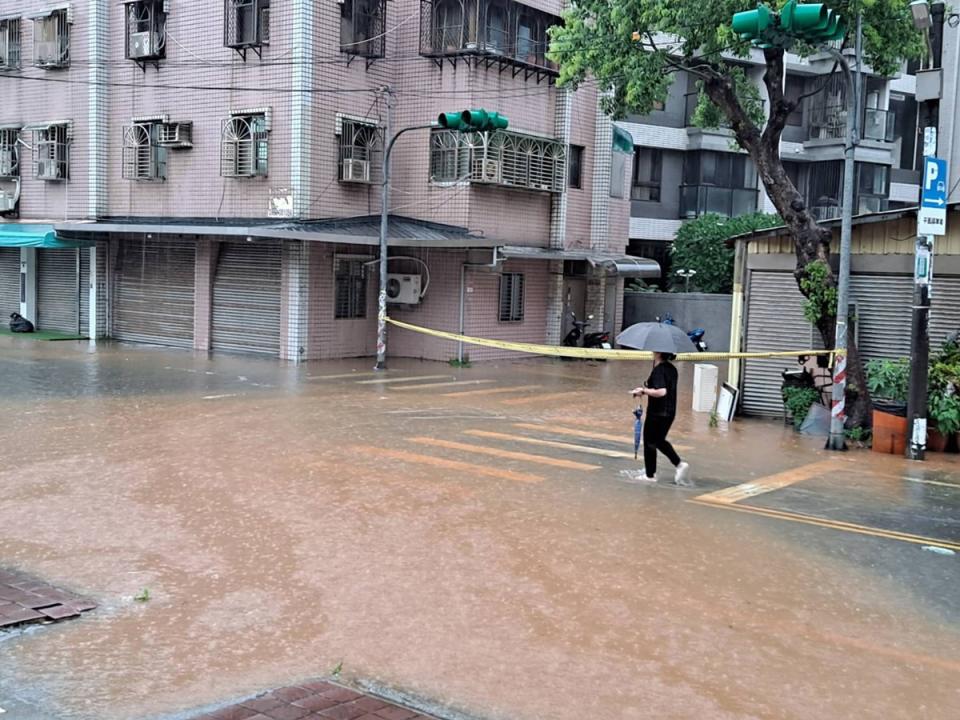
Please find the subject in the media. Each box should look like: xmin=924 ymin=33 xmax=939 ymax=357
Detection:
xmin=568 ymin=144 xmax=583 ymax=189
xmin=335 ymin=258 xmax=367 ymax=319
xmin=499 ymin=273 xmax=524 ymax=322
xmin=340 ymin=0 xmax=386 ymax=58
xmin=684 ymin=151 xmax=755 ymax=188
xmin=890 ymin=92 xmax=918 ymax=171
xmin=632 ymin=147 xmax=662 ymax=201
xmin=225 ymin=0 xmax=270 ymax=51
xmin=784 ymin=75 xmax=805 ymax=127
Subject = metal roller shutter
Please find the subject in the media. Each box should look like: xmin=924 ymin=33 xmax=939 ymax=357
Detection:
xmin=113 ymin=238 xmax=195 ymax=348
xmin=742 ymin=271 xmax=816 ymax=416
xmin=211 ymin=241 xmax=282 ymax=356
xmin=37 ymin=249 xmax=82 ymax=334
xmin=0 ymin=248 xmax=19 ymax=317
xmin=930 ymin=277 xmax=960 ymax=347
xmin=78 ymin=249 xmax=90 ymax=336
xmin=848 ymin=275 xmax=913 ymax=361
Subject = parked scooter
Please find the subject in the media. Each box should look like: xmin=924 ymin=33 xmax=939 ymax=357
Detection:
xmin=562 ymin=312 xmax=612 ymax=359
xmin=656 ymin=314 xmax=708 ymax=352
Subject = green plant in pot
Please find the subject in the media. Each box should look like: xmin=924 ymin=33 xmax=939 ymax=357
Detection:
xmin=865 ymin=358 xmax=909 ymax=455
xmin=928 ymin=338 xmax=960 ymax=451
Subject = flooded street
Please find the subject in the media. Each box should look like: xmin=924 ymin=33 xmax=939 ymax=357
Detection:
xmin=1 ymin=336 xmax=959 ymax=720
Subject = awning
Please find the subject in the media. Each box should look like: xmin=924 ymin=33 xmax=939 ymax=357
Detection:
xmin=612 ymin=124 xmax=634 ymax=154
xmin=498 ymin=246 xmax=661 ymax=278
xmin=0 ymin=224 xmax=93 ymax=248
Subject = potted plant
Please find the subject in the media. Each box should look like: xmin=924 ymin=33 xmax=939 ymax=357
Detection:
xmin=928 ymin=350 xmax=960 ymax=452
xmin=865 ymin=358 xmax=909 ymax=455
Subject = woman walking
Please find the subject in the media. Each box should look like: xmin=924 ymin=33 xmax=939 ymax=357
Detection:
xmin=632 ymin=352 xmax=691 ymax=485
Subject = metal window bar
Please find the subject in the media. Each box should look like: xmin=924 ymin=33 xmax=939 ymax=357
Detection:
xmin=0 ymin=128 xmax=19 ymax=177
xmin=125 ymin=0 xmax=167 ymax=62
xmin=221 ymin=115 xmax=268 ymax=177
xmin=122 ymin=123 xmax=167 ymax=181
xmin=340 ymin=0 xmax=386 ymax=58
xmin=33 ymin=10 xmax=69 ymax=68
xmin=224 ymin=0 xmax=269 ymax=50
xmin=498 ymin=272 xmax=524 ymax=322
xmin=334 ymin=259 xmax=367 ymax=319
xmin=33 ymin=125 xmax=69 ymax=181
xmin=338 ymin=119 xmax=381 ymax=184
xmin=0 ymin=18 xmax=21 ymax=69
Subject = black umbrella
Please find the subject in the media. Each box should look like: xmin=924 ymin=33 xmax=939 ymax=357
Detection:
xmin=617 ymin=322 xmax=697 ymax=354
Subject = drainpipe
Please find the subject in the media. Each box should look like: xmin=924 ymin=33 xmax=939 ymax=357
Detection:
xmin=727 ymin=236 xmax=748 ymax=388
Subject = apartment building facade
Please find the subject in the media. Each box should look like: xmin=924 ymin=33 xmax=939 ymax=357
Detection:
xmin=619 ymin=48 xmax=923 ymax=284
xmin=0 ymin=0 xmax=646 ymax=360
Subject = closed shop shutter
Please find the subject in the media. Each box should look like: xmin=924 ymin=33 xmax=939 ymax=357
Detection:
xmin=37 ymin=249 xmax=82 ymax=334
xmin=930 ymin=276 xmax=960 ymax=347
xmin=113 ymin=238 xmax=195 ymax=348
xmin=849 ymin=275 xmax=914 ymax=361
xmin=0 ymin=248 xmax=19 ymax=317
xmin=211 ymin=241 xmax=282 ymax=356
xmin=78 ymin=249 xmax=90 ymax=336
xmin=742 ymin=271 xmax=816 ymax=416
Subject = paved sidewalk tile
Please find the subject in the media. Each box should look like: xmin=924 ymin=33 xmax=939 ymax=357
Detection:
xmin=0 ymin=568 xmax=96 ymax=631
xmin=188 ymin=680 xmax=440 ymax=720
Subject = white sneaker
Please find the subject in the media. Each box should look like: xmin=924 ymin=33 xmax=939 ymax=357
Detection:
xmin=674 ymin=462 xmax=691 ymax=486
xmin=619 ymin=469 xmax=657 ymax=483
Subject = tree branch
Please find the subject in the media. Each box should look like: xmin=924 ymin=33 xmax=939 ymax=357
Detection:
xmin=760 ymin=47 xmax=791 ymax=148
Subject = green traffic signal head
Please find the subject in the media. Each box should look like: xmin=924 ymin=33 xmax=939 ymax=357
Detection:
xmin=461 ymin=109 xmax=490 ymax=129
xmin=780 ymin=1 xmax=846 ymax=42
xmin=732 ymin=5 xmax=773 ymax=41
xmin=438 ymin=112 xmax=465 ymax=129
xmin=485 ymin=112 xmax=509 ymax=130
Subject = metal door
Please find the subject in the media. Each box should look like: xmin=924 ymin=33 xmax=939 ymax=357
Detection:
xmin=561 ymin=277 xmax=586 ymax=340
xmin=112 ymin=238 xmax=196 ymax=348
xmin=37 ymin=248 xmax=85 ymax=334
xmin=930 ymin=276 xmax=960 ymax=347
xmin=0 ymin=248 xmax=19 ymax=317
xmin=211 ymin=241 xmax=282 ymax=356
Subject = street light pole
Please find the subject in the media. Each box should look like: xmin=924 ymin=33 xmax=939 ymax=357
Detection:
xmin=826 ymin=21 xmax=861 ymax=451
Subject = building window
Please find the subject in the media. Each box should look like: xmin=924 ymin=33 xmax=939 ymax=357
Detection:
xmin=429 ymin=129 xmax=566 ymax=193
xmin=610 ymin=151 xmax=627 ymax=199
xmin=33 ymin=9 xmax=69 ymax=68
xmin=499 ymin=273 xmax=524 ymax=322
xmin=340 ymin=0 xmax=386 ymax=58
xmin=784 ymin=75 xmax=805 ymax=127
xmin=631 ymin=147 xmax=662 ymax=201
xmin=126 ymin=0 xmax=167 ymax=64
xmin=335 ymin=258 xmax=367 ymax=319
xmin=0 ymin=128 xmax=20 ymax=178
xmin=31 ymin=124 xmax=69 ymax=181
xmin=680 ymin=151 xmax=758 ymax=218
xmin=568 ymin=145 xmax=583 ymax=189
xmin=338 ymin=118 xmax=381 ymax=184
xmin=122 ymin=123 xmax=167 ymax=181
xmin=807 ymin=161 xmax=889 ymax=220
xmin=224 ymin=0 xmax=270 ymax=56
xmin=221 ymin=112 xmax=269 ymax=177
xmin=0 ymin=18 xmax=22 ymax=69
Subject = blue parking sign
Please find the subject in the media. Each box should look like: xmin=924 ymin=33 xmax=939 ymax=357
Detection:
xmin=918 ymin=156 xmax=948 ymax=236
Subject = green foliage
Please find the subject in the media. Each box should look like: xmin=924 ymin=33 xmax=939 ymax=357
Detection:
xmin=865 ymin=357 xmax=910 ymax=405
xmin=625 ymin=279 xmax=661 ymax=293
xmin=845 ymin=425 xmax=871 ymax=446
xmin=709 ymin=407 xmax=720 ymax=428
xmin=670 ymin=213 xmax=779 ymax=293
xmin=800 ymin=261 xmax=837 ymax=324
xmin=448 ymin=355 xmax=472 ymax=368
xmin=134 ymin=588 xmax=151 ymax=603
xmin=782 ymin=386 xmax=820 ymax=429
xmin=928 ymin=336 xmax=960 ymax=434
xmin=548 ymin=1 xmax=924 ymax=119
xmin=691 ymin=73 xmax=765 ymax=130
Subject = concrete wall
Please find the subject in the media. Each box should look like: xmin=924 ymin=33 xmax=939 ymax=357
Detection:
xmin=622 ymin=292 xmax=732 ymax=353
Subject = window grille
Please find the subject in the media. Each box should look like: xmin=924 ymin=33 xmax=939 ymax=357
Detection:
xmin=224 ymin=0 xmax=270 ymax=57
xmin=122 ymin=123 xmax=167 ymax=181
xmin=33 ymin=9 xmax=69 ymax=68
xmin=221 ymin=114 xmax=269 ymax=177
xmin=125 ymin=0 xmax=167 ymax=64
xmin=0 ymin=18 xmax=21 ymax=69
xmin=498 ymin=273 xmax=524 ymax=322
xmin=567 ymin=145 xmax=583 ymax=189
xmin=0 ymin=128 xmax=20 ymax=178
xmin=334 ymin=258 xmax=367 ymax=319
xmin=340 ymin=0 xmax=386 ymax=58
xmin=338 ymin=119 xmax=381 ymax=184
xmin=32 ymin=124 xmax=69 ymax=181
xmin=429 ymin=129 xmax=566 ymax=193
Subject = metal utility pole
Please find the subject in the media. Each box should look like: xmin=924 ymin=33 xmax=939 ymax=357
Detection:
xmin=826 ymin=16 xmax=862 ymax=451
xmin=906 ymin=0 xmax=947 ymax=459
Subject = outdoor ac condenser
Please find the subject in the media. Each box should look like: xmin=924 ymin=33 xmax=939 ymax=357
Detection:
xmin=385 ymin=274 xmax=422 ymax=304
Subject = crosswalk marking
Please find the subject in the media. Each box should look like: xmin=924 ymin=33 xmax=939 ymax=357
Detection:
xmin=354 ymin=374 xmax=453 ymax=385
xmin=307 ymin=371 xmax=380 ymax=380
xmin=392 ymin=380 xmax=496 ymax=391
xmin=693 ymin=460 xmax=837 ymax=505
xmin=444 ymin=384 xmax=543 ymax=398
xmin=410 ymin=437 xmax=600 ymax=471
xmin=350 ymin=445 xmax=542 ymax=484
xmin=512 ymin=422 xmax=691 ymax=452
xmin=465 ymin=429 xmax=636 ymax=459
xmin=500 ymin=392 xmax=581 ymax=406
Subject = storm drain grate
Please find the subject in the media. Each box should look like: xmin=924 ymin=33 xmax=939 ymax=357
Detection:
xmin=0 ymin=568 xmax=96 ymax=630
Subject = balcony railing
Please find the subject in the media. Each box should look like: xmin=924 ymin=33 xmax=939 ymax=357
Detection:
xmin=807 ymin=105 xmax=896 ymax=143
xmin=680 ymin=185 xmax=758 ymax=219
xmin=810 ymin=195 xmax=889 ymax=220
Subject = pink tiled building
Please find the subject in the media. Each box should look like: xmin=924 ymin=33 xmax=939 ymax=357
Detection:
xmin=0 ymin=0 xmax=653 ymax=360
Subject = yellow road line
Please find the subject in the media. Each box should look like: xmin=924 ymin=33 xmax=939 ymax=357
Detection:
xmin=349 ymin=445 xmax=542 ymax=484
xmin=512 ymin=422 xmax=691 ymax=452
xmin=691 ymin=498 xmax=960 ymax=552
xmin=903 ymin=477 xmax=960 ymax=489
xmin=392 ymin=380 xmax=496 ymax=391
xmin=444 ymin=384 xmax=543 ymax=398
xmin=500 ymin=392 xmax=582 ymax=406
xmin=694 ymin=460 xmax=838 ymax=505
xmin=465 ymin=429 xmax=636 ymax=459
xmin=355 ymin=374 xmax=452 ymax=385
xmin=307 ymin=371 xmax=379 ymax=380
xmin=410 ymin=436 xmax=600 ymax=471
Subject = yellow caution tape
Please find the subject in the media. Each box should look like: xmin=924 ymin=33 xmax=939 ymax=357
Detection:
xmin=386 ymin=317 xmax=844 ymax=362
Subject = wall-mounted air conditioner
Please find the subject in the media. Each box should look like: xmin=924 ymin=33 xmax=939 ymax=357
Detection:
xmin=341 ymin=158 xmax=371 ymax=183
xmin=130 ymin=31 xmax=156 ymax=59
xmin=158 ymin=122 xmax=193 ymax=148
xmin=386 ymin=274 xmax=422 ymax=304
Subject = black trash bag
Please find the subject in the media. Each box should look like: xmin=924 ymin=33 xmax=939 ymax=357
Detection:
xmin=9 ymin=312 xmax=35 ymax=333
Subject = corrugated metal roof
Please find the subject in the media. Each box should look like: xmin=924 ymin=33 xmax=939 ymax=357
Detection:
xmin=725 ymin=206 xmax=920 ymax=246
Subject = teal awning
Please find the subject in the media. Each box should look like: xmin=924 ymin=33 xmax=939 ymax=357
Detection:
xmin=612 ymin=125 xmax=634 ymax=154
xmin=0 ymin=224 xmax=92 ymax=248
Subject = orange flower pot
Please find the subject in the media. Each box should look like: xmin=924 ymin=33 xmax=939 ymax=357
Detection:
xmin=872 ymin=409 xmax=908 ymax=455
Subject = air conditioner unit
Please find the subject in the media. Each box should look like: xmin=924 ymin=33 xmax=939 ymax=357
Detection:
xmin=385 ymin=273 xmax=422 ymax=304
xmin=37 ymin=159 xmax=61 ymax=180
xmin=35 ymin=41 xmax=64 ymax=67
xmin=0 ymin=180 xmax=17 ymax=213
xmin=479 ymin=159 xmax=501 ymax=183
xmin=158 ymin=122 xmax=193 ymax=148
xmin=130 ymin=31 xmax=155 ymax=59
xmin=0 ymin=150 xmax=16 ymax=177
xmin=341 ymin=158 xmax=371 ymax=183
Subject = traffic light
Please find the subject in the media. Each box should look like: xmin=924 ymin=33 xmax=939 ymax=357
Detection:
xmin=780 ymin=1 xmax=845 ymax=42
xmin=732 ymin=5 xmax=773 ymax=42
xmin=437 ymin=109 xmax=509 ymax=132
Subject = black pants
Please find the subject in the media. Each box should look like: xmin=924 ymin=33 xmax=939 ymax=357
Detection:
xmin=643 ymin=414 xmax=681 ymax=478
